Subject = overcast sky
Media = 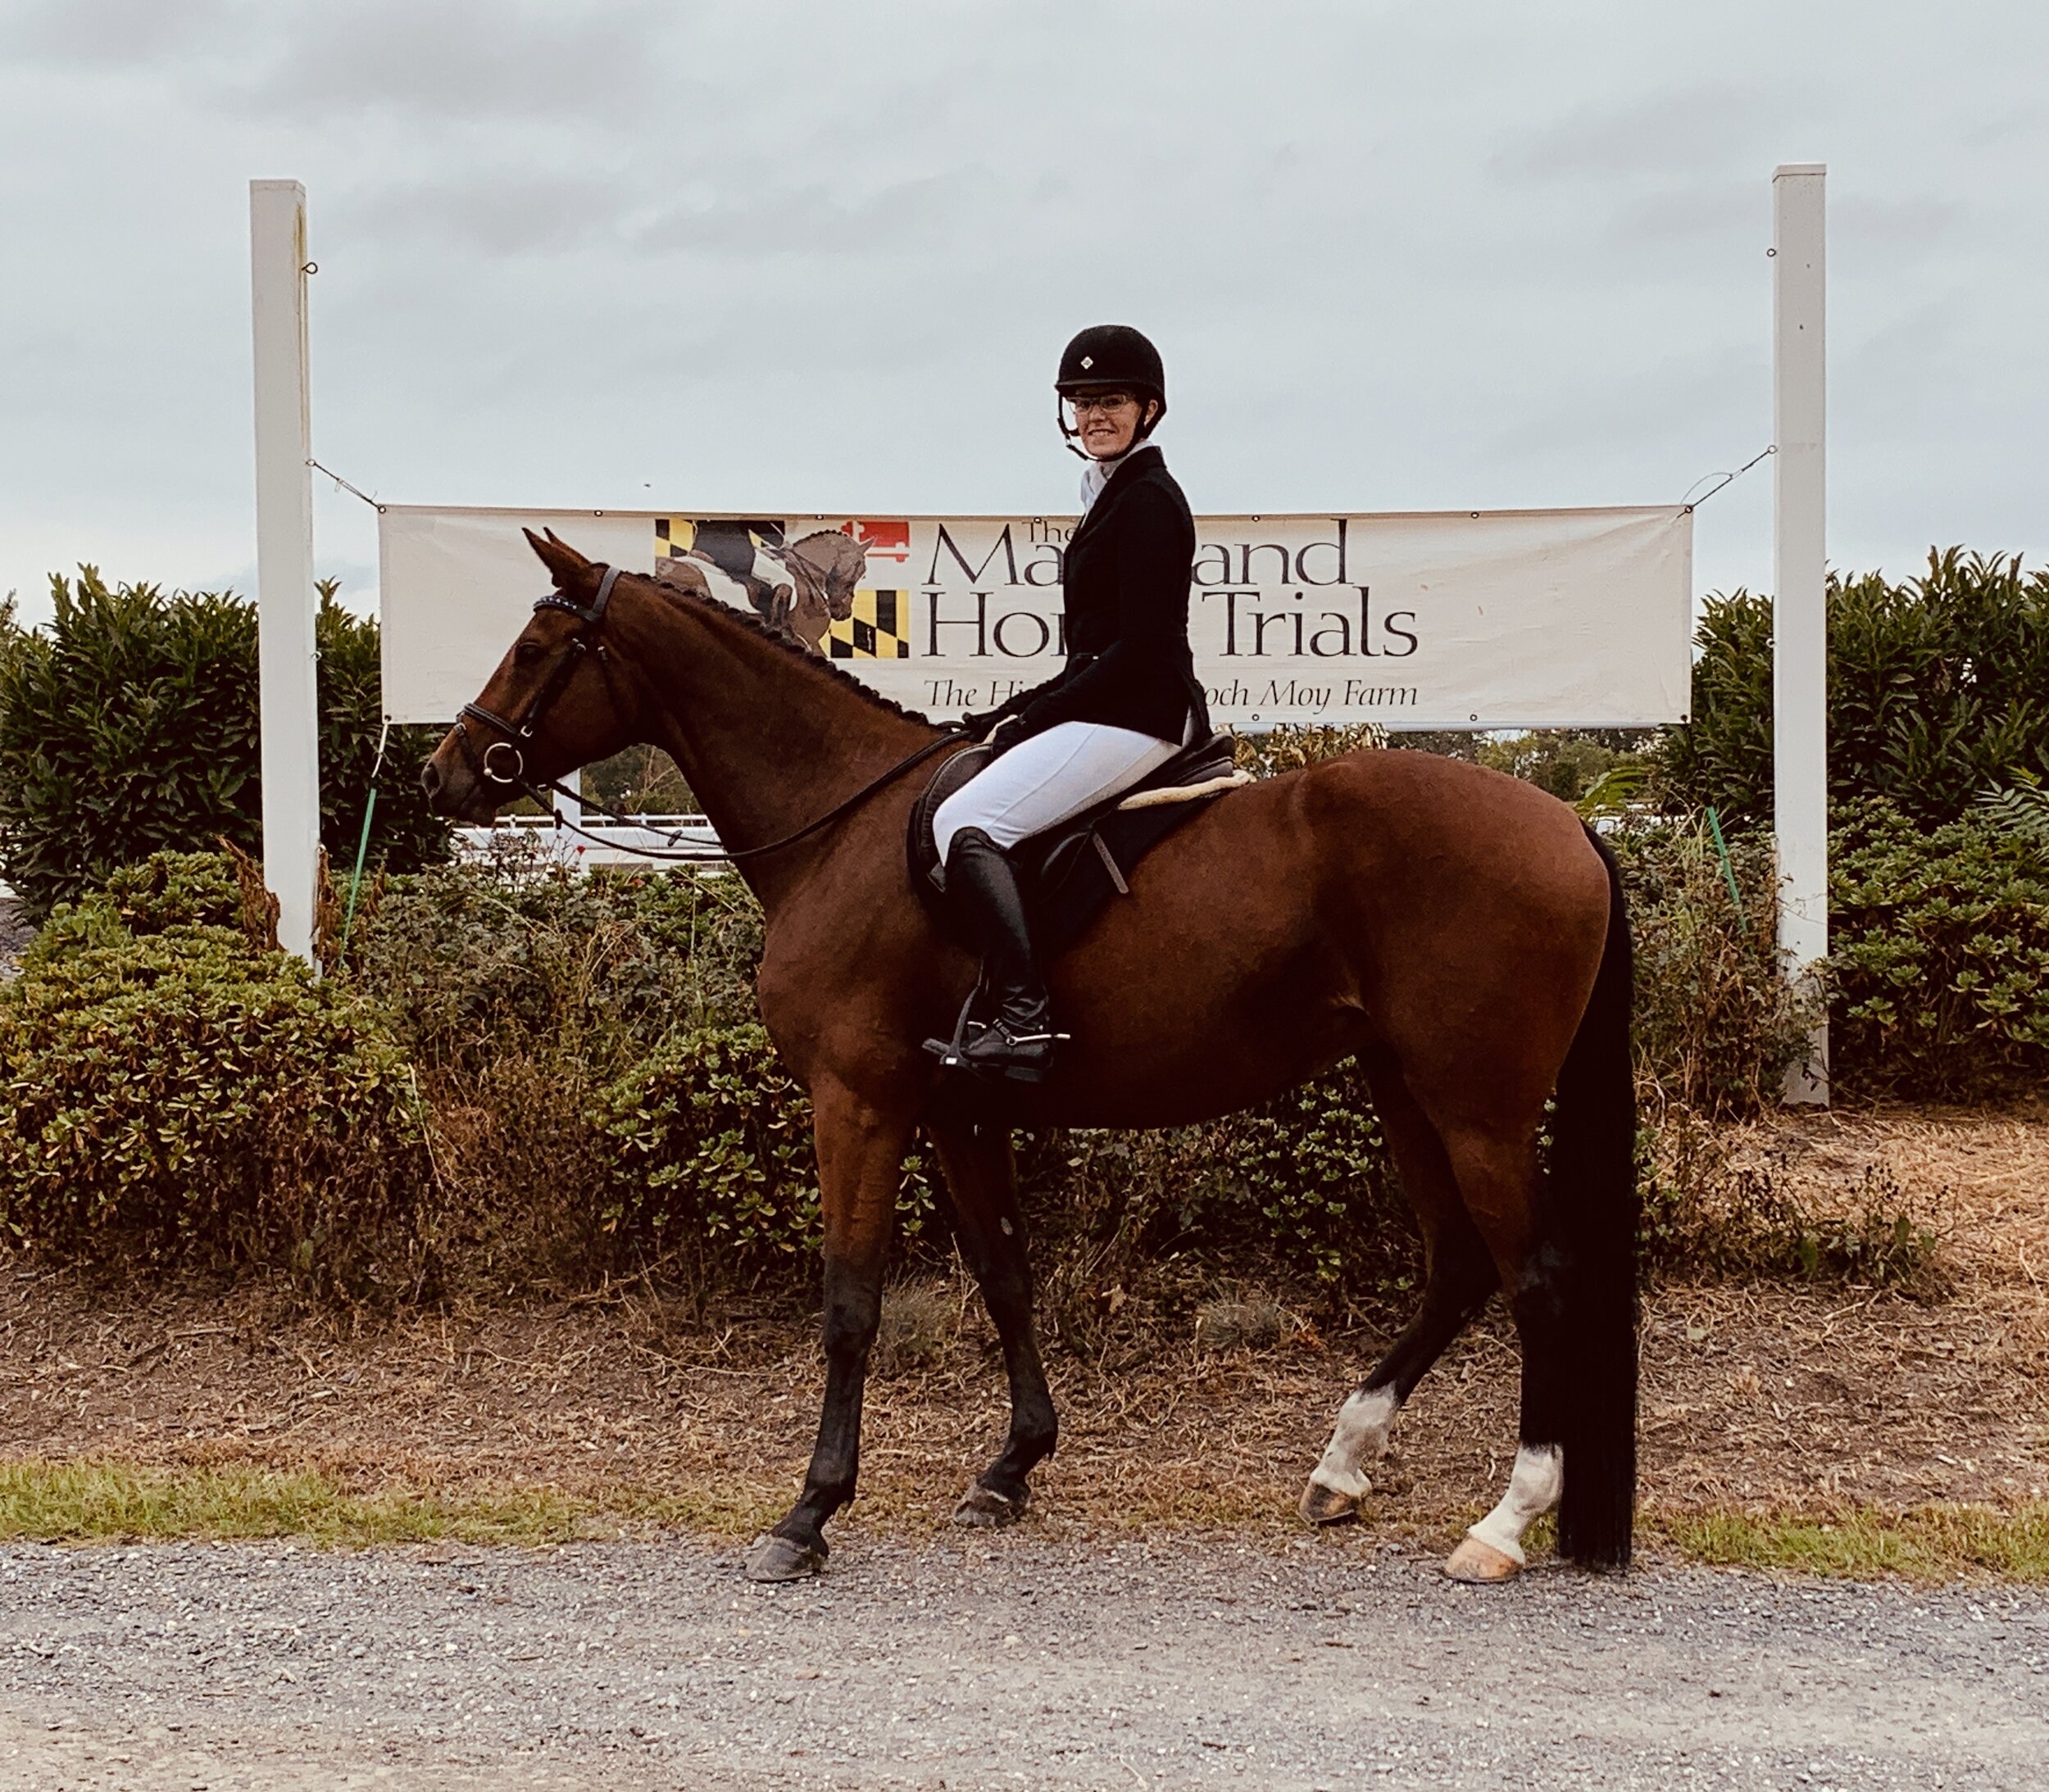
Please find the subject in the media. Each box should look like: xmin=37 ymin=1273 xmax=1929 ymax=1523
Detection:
xmin=2 ymin=0 xmax=2043 ymax=631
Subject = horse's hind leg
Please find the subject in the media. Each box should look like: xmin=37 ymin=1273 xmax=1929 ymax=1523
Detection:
xmin=925 ymin=1106 xmax=1057 ymax=1527
xmin=1432 ymin=1123 xmax=1568 ymax=1585
xmin=1301 ymin=1063 xmax=1498 ymax=1526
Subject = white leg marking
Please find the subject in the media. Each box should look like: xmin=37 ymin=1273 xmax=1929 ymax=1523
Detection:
xmin=1309 ymin=1386 xmax=1399 ymax=1500
xmin=1465 ymin=1443 xmax=1564 ymax=1567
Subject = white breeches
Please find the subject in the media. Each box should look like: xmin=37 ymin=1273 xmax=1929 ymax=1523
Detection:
xmin=933 ymin=720 xmax=1181 ymax=863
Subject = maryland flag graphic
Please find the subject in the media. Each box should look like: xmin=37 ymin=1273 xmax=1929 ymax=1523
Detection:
xmin=654 ymin=516 xmax=696 ymax=558
xmin=828 ymin=589 xmax=911 ymax=659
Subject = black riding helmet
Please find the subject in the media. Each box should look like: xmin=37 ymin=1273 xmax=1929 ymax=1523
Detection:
xmin=1056 ymin=324 xmax=1165 ymax=452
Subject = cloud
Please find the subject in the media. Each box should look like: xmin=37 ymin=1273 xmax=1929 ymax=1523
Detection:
xmin=223 ymin=0 xmax=666 ymax=125
xmin=1497 ymin=85 xmax=1781 ymax=184
xmin=1 ymin=0 xmax=238 ymax=67
xmin=1833 ymin=193 xmax=1964 ymax=249
xmin=2 ymin=0 xmax=2046 ymax=627
xmin=629 ymin=167 xmax=997 ymax=260
xmin=3 ymin=0 xmax=669 ymax=124
xmin=328 ymin=172 xmax=629 ymax=260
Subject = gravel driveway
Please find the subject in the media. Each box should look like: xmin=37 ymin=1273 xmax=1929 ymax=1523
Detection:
xmin=1 ymin=1531 xmax=2043 ymax=1790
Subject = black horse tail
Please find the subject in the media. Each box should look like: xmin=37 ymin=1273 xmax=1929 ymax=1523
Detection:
xmin=1551 ymin=827 xmax=1638 ymax=1570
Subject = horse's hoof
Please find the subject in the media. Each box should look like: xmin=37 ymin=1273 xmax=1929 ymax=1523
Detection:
xmin=952 ymin=1481 xmax=1029 ymax=1529
xmin=1298 ymin=1479 xmax=1360 ymax=1527
xmin=743 ymin=1533 xmax=827 ymax=1582
xmin=1442 ymin=1535 xmax=1522 ymax=1584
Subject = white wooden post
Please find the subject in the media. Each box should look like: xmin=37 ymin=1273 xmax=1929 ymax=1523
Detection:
xmin=1773 ymin=164 xmax=1828 ymax=1102
xmin=250 ymin=179 xmax=321 ymax=965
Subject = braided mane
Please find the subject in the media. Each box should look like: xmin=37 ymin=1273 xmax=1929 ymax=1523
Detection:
xmin=630 ymin=569 xmax=938 ymax=730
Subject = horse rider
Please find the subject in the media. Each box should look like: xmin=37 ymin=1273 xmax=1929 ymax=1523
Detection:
xmin=688 ymin=519 xmax=801 ymax=636
xmin=930 ymin=324 xmax=1211 ymax=1082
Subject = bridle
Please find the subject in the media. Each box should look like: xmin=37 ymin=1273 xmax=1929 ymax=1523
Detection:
xmin=452 ymin=563 xmax=965 ymax=865
xmin=456 ymin=565 xmax=627 ymax=791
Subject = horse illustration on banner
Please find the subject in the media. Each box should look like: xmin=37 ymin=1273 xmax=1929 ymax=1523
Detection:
xmin=654 ymin=517 xmax=900 ymax=656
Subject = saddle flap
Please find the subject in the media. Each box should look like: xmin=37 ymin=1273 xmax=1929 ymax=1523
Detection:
xmin=909 ymin=742 xmax=994 ymax=893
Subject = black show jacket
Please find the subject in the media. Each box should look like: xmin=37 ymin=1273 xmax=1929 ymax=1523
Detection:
xmin=994 ymin=446 xmax=1211 ymax=745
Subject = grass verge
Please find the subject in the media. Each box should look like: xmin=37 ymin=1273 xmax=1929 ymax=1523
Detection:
xmin=0 ymin=1458 xmax=781 ymax=1549
xmin=1642 ymin=1503 xmax=2049 ymax=1583
xmin=4 ymin=1459 xmax=2046 ymax=1584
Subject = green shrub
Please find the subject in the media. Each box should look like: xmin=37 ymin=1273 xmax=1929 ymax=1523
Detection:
xmin=312 ymin=579 xmax=452 ymax=885
xmin=329 ymin=860 xmax=767 ymax=1291
xmin=98 ymin=850 xmax=247 ymax=932
xmin=1230 ymin=723 xmax=1384 ymax=775
xmin=1180 ymin=1062 xmax=1410 ymax=1290
xmin=1610 ymin=819 xmax=1820 ymax=1118
xmin=348 ymin=860 xmax=762 ymax=1072
xmin=0 ymin=857 xmax=427 ymax=1285
xmin=1829 ymin=798 xmax=2049 ymax=1098
xmin=1973 ymin=769 xmax=2049 ymax=846
xmin=0 ymin=569 xmax=448 ymax=919
xmin=1026 ymin=1060 xmax=1417 ymax=1336
xmin=1661 ymin=549 xmax=2049 ymax=828
xmin=589 ymin=1025 xmax=934 ymax=1272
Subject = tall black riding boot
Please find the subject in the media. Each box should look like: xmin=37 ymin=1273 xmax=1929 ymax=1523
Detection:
xmin=941 ymin=828 xmax=1062 ymax=1084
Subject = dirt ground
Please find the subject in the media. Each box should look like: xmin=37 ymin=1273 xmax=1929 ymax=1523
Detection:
xmin=3 ymin=1105 xmax=2044 ymax=1537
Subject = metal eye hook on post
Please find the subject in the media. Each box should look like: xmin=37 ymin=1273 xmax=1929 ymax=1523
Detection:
xmin=1679 ymin=443 xmax=1776 ymax=515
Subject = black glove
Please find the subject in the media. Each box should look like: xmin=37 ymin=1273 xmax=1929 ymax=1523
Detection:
xmin=961 ymin=710 xmax=1026 ymax=746
xmin=984 ymin=715 xmax=1027 ymax=755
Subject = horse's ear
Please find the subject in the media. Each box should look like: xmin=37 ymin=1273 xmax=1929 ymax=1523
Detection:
xmin=524 ymin=528 xmax=593 ymax=588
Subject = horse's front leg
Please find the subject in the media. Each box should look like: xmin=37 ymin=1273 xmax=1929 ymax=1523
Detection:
xmin=743 ymin=1077 xmax=912 ymax=1583
xmin=925 ymin=1106 xmax=1057 ymax=1526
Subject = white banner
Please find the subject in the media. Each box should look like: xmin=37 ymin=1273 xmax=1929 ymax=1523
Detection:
xmin=378 ymin=504 xmax=1692 ymax=729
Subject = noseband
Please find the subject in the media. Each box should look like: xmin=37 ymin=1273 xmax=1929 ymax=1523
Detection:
xmin=456 ymin=565 xmax=626 ymax=787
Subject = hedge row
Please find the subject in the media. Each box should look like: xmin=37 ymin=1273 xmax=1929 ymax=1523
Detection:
xmin=6 ymin=796 xmax=2028 ymax=1302
xmin=0 ymin=855 xmax=425 ymax=1290
xmin=1661 ymin=547 xmax=2049 ymax=828
xmin=0 ymin=571 xmax=448 ymax=919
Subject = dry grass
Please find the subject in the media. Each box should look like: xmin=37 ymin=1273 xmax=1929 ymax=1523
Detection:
xmin=2 ymin=1103 xmax=2045 ymax=1580
xmin=871 ymin=1278 xmax=958 ymax=1379
xmin=1193 ymin=1293 xmax=1295 ymax=1354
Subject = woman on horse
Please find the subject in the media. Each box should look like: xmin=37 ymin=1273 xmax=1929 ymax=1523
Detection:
xmin=930 ymin=324 xmax=1211 ymax=1082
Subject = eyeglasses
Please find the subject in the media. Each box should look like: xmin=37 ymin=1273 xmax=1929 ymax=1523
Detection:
xmin=1065 ymin=392 xmax=1138 ymax=416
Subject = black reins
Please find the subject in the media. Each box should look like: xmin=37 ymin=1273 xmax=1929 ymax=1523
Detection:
xmin=453 ymin=564 xmax=965 ymax=865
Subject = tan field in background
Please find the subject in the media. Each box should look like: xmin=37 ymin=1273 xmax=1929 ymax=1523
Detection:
xmin=2 ymin=1104 xmax=2044 ymax=1578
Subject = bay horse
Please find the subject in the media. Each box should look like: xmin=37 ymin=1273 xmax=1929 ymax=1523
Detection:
xmin=421 ymin=532 xmax=1639 ymax=1585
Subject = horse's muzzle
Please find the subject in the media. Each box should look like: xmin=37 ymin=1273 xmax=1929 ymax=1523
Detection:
xmin=420 ymin=742 xmax=499 ymax=822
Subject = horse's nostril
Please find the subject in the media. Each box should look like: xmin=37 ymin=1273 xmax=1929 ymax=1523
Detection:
xmin=420 ymin=762 xmax=441 ymax=797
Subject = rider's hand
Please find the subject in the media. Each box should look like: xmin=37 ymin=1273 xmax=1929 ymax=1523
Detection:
xmin=961 ymin=710 xmax=1021 ymax=745
xmin=984 ymin=715 xmax=1024 ymax=754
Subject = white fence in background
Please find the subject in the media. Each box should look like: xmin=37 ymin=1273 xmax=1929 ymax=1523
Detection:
xmin=452 ymin=814 xmax=725 ymax=871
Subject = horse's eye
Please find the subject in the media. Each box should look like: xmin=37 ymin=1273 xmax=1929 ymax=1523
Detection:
xmin=514 ymin=640 xmax=545 ymax=667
